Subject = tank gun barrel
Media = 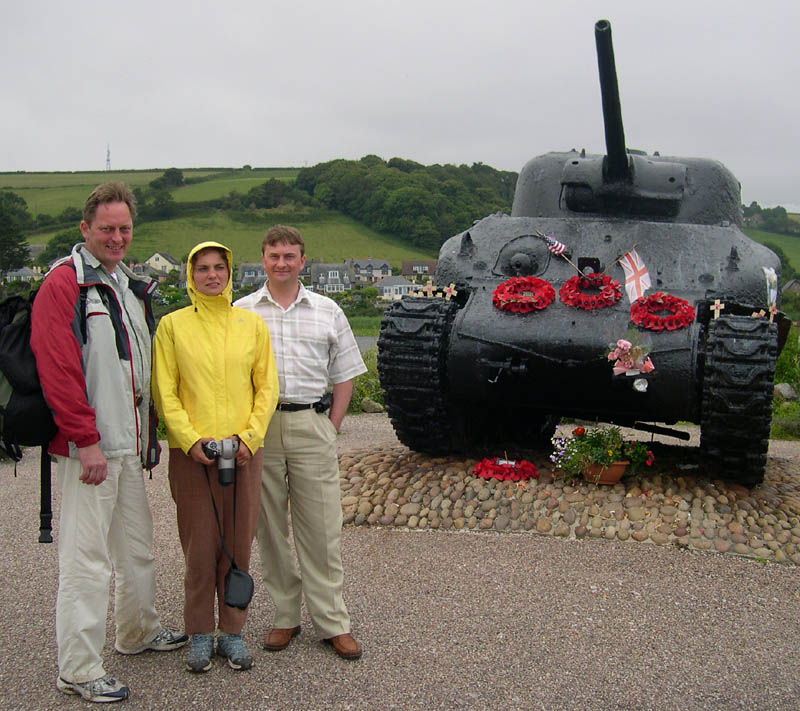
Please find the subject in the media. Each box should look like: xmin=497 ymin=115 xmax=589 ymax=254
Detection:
xmin=594 ymin=19 xmax=629 ymax=182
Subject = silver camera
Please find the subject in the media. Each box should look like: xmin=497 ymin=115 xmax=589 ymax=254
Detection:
xmin=202 ymin=438 xmax=239 ymax=486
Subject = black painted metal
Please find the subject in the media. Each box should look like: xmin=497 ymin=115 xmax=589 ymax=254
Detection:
xmin=595 ymin=19 xmax=628 ymax=183
xmin=377 ymin=19 xmax=790 ymax=484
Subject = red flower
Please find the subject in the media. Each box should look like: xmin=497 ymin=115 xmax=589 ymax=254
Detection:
xmin=572 ymin=426 xmax=586 ymax=436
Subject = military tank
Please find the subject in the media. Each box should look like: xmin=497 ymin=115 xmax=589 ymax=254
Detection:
xmin=377 ymin=19 xmax=791 ymax=486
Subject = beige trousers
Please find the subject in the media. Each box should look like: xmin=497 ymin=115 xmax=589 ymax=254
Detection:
xmin=257 ymin=409 xmax=350 ymax=638
xmin=55 ymin=454 xmax=161 ymax=683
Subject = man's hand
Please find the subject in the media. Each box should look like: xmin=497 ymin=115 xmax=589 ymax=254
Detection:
xmin=329 ymin=380 xmax=354 ymax=432
xmin=78 ymin=443 xmax=108 ymax=485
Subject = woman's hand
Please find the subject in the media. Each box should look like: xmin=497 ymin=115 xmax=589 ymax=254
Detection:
xmin=233 ymin=436 xmax=252 ymax=468
xmin=189 ymin=438 xmax=216 ymax=465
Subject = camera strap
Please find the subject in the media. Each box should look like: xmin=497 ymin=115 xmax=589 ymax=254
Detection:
xmin=202 ymin=464 xmax=241 ymax=571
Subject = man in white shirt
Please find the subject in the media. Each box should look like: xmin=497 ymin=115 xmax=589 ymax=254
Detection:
xmin=234 ymin=225 xmax=367 ymax=660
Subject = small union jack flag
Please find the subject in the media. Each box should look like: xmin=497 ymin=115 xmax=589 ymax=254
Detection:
xmin=619 ymin=249 xmax=652 ymax=302
xmin=539 ymin=232 xmax=566 ymax=256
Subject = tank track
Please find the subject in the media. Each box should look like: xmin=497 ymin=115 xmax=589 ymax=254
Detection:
xmin=377 ymin=298 xmax=458 ymax=454
xmin=700 ymin=315 xmax=777 ymax=487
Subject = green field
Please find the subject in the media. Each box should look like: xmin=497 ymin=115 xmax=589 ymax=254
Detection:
xmin=0 ymin=168 xmax=298 ymax=216
xmin=28 ymin=211 xmax=435 ymax=265
xmin=171 ymin=169 xmax=298 ymax=202
xmin=745 ymin=228 xmax=800 ymax=272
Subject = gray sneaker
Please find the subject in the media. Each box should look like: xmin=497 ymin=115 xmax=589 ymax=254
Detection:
xmin=216 ymin=633 xmax=254 ymax=670
xmin=115 ymin=626 xmax=188 ymax=654
xmin=57 ymin=674 xmax=130 ymax=703
xmin=186 ymin=634 xmax=215 ymax=673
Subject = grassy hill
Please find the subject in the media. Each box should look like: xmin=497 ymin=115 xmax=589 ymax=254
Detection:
xmin=0 ymin=168 xmax=298 ymax=217
xmin=744 ymin=228 xmax=800 ymax=272
xmin=126 ymin=211 xmax=435 ymax=265
xmin=11 ymin=167 xmax=436 ymax=265
xmin=171 ymin=170 xmax=297 ymax=203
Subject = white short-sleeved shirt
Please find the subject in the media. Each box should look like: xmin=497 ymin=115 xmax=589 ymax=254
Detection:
xmin=234 ymin=282 xmax=367 ymax=403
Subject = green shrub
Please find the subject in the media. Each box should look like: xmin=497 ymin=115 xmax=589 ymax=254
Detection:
xmin=775 ymin=324 xmax=799 ymax=388
xmin=347 ymin=316 xmax=382 ymax=336
xmin=348 ymin=347 xmax=384 ymax=414
xmin=771 ymin=400 xmax=800 ymax=440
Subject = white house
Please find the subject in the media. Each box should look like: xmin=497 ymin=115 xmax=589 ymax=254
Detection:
xmin=145 ymin=252 xmax=181 ymax=274
xmin=376 ymin=275 xmax=415 ymax=300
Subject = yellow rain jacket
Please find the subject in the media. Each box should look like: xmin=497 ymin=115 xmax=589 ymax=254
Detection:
xmin=152 ymin=241 xmax=278 ymax=455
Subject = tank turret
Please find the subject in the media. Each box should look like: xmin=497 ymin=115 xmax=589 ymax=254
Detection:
xmin=378 ymin=19 xmax=790 ymax=486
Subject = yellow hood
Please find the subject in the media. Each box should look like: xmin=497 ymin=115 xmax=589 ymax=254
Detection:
xmin=186 ymin=241 xmax=234 ymax=307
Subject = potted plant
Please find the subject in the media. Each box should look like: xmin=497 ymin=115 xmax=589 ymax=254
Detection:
xmin=550 ymin=425 xmax=655 ymax=485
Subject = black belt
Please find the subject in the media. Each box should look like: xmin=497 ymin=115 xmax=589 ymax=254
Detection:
xmin=277 ymin=402 xmax=315 ymax=412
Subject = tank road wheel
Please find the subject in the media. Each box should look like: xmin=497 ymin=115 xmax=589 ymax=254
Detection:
xmin=700 ymin=315 xmax=778 ymax=487
xmin=377 ymin=298 xmax=459 ymax=455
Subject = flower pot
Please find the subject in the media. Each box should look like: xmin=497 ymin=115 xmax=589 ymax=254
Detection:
xmin=582 ymin=460 xmax=629 ymax=485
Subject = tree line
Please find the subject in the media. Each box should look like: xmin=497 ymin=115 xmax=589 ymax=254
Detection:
xmin=293 ymin=156 xmax=516 ymax=250
xmin=743 ymin=202 xmax=800 ymax=235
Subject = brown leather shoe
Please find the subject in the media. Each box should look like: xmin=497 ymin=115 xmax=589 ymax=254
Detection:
xmin=263 ymin=626 xmax=301 ymax=651
xmin=323 ymin=633 xmax=362 ymax=660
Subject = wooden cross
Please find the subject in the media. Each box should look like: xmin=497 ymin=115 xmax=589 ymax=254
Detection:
xmin=751 ymin=309 xmax=766 ymax=318
xmin=710 ymin=299 xmax=725 ymax=319
xmin=769 ymin=302 xmax=778 ymax=323
xmin=442 ymin=283 xmax=458 ymax=301
xmin=422 ymin=281 xmax=435 ymax=298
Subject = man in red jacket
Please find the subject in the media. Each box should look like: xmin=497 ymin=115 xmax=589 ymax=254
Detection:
xmin=31 ymin=183 xmax=186 ymax=704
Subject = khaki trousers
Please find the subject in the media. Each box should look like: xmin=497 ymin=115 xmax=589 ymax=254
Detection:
xmin=56 ymin=454 xmax=161 ymax=683
xmin=168 ymin=448 xmax=262 ymax=635
xmin=257 ymin=409 xmax=350 ymax=638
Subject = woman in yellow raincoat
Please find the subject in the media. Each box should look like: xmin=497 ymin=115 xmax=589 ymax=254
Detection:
xmin=152 ymin=241 xmax=278 ymax=673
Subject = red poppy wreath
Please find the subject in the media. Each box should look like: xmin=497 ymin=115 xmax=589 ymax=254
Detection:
xmin=630 ymin=292 xmax=696 ymax=331
xmin=492 ymin=276 xmax=555 ymax=314
xmin=559 ymin=274 xmax=622 ymax=310
xmin=473 ymin=457 xmax=539 ymax=482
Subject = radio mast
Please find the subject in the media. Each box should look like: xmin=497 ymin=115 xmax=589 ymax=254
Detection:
xmin=105 ymin=145 xmax=111 ymax=171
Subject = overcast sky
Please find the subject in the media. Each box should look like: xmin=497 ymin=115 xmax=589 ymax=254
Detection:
xmin=3 ymin=0 xmax=798 ymax=208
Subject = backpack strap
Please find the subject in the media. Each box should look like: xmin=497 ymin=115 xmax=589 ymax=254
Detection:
xmin=38 ymin=449 xmax=52 ymax=543
xmin=78 ymin=286 xmax=88 ymax=344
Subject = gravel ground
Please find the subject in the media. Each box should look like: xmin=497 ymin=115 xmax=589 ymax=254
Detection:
xmin=1 ymin=415 xmax=799 ymax=711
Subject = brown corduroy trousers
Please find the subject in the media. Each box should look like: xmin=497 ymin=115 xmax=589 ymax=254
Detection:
xmin=168 ymin=447 xmax=262 ymax=635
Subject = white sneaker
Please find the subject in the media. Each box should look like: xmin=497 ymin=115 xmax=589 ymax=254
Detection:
xmin=115 ymin=626 xmax=188 ymax=654
xmin=57 ymin=674 xmax=130 ymax=703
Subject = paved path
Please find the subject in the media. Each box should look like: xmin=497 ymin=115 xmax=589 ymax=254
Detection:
xmin=1 ymin=434 xmax=799 ymax=710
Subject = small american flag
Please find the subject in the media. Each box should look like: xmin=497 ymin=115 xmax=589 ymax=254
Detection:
xmin=540 ymin=232 xmax=566 ymax=256
xmin=619 ymin=249 xmax=652 ymax=302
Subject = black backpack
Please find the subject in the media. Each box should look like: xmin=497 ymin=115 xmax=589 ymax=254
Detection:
xmin=0 ymin=272 xmax=87 ymax=543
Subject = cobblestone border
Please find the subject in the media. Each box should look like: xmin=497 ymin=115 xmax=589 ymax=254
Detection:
xmin=338 ymin=445 xmax=800 ymax=566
